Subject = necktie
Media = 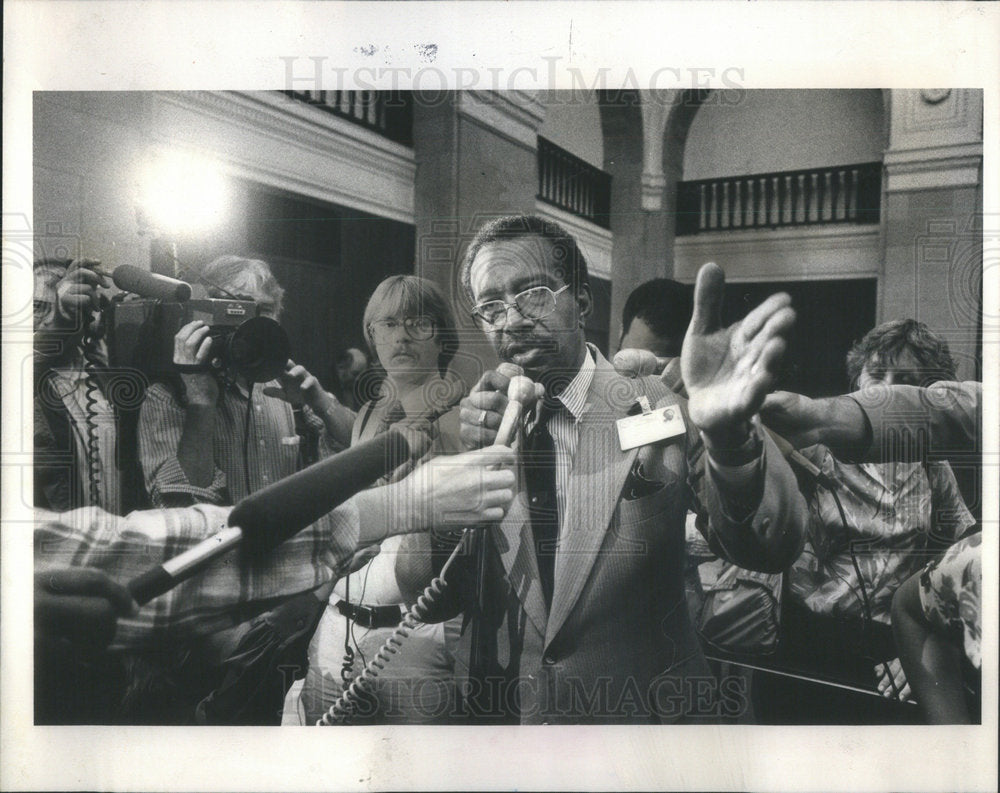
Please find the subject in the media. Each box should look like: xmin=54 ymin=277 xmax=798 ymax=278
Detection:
xmin=523 ymin=399 xmax=560 ymax=606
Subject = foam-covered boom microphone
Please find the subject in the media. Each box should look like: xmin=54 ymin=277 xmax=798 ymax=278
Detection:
xmin=612 ymin=348 xmax=670 ymax=378
xmin=127 ymin=426 xmax=430 ymax=605
xmin=113 ymin=264 xmax=192 ymax=302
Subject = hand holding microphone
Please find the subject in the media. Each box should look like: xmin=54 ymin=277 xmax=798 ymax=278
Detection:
xmin=127 ymin=424 xmax=434 ymax=605
xmin=460 ymin=363 xmax=544 ymax=450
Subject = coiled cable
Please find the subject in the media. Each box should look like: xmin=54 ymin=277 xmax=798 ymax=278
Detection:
xmin=317 ymin=528 xmax=471 ymax=726
xmin=80 ymin=332 xmax=106 ymax=506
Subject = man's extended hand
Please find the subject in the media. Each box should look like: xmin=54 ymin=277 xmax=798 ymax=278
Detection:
xmin=263 ymin=359 xmax=327 ymax=410
xmin=760 ymin=390 xmax=822 ymax=448
xmin=681 ymin=262 xmax=795 ymax=447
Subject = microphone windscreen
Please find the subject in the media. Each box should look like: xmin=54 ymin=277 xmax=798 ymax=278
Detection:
xmin=113 ymin=265 xmax=192 ymax=302
xmin=613 ymin=348 xmax=664 ymax=377
xmin=507 ymin=375 xmax=537 ymax=405
xmin=229 ymin=428 xmax=414 ymax=554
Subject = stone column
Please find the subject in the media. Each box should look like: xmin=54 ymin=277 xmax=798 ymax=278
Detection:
xmin=600 ymin=90 xmax=676 ymax=352
xmin=882 ymin=89 xmax=983 ymax=380
xmin=412 ymin=91 xmax=545 ymax=385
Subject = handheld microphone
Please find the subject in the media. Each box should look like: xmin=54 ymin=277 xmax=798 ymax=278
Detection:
xmin=613 ymin=348 xmax=670 ymax=378
xmin=496 ymin=375 xmax=538 ymax=447
xmin=127 ymin=426 xmax=431 ymax=605
xmin=762 ymin=426 xmax=834 ymax=488
xmin=112 ymin=265 xmax=192 ymax=302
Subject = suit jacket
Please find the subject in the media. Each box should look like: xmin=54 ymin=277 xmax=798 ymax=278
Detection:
xmin=402 ymin=351 xmax=807 ymax=724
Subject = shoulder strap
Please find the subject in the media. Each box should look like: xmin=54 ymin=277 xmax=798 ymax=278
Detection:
xmin=353 ymin=400 xmax=375 ymax=444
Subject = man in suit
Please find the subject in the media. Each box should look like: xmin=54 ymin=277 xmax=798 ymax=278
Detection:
xmin=397 ymin=214 xmax=807 ymax=724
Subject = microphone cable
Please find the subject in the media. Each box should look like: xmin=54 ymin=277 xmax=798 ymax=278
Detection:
xmin=80 ymin=328 xmax=106 ymax=508
xmin=773 ymin=430 xmax=904 ymax=703
xmin=824 ymin=482 xmax=904 ymax=702
xmin=317 ymin=527 xmax=472 ymax=726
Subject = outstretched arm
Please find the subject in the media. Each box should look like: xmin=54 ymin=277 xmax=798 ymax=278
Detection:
xmin=761 ymin=381 xmax=980 ymax=463
xmin=680 ymin=262 xmax=806 ymax=571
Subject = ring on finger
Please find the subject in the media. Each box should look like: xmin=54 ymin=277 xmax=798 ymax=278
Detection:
xmin=476 ymin=409 xmax=488 ymax=427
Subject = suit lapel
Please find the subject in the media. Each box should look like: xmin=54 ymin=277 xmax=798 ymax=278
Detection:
xmin=545 ymin=354 xmax=640 ymax=645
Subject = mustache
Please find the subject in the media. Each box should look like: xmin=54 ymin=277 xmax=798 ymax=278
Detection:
xmin=499 ymin=334 xmax=559 ymax=358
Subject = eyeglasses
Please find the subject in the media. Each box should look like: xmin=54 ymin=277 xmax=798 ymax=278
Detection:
xmin=471 ymin=284 xmax=570 ymax=327
xmin=369 ymin=316 xmax=437 ymax=341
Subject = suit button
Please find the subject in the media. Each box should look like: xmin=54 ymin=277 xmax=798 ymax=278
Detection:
xmin=543 ymin=654 xmax=555 ymax=665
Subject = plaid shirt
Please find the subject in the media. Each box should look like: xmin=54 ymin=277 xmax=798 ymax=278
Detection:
xmin=34 ymin=502 xmax=362 ymax=651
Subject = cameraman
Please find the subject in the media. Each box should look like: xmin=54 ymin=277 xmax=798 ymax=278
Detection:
xmin=134 ymin=255 xmax=354 ymax=723
xmin=34 ymin=257 xmax=147 ymax=515
xmin=138 ymin=255 xmax=354 ymax=507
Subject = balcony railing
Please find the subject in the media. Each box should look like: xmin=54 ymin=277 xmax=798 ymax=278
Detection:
xmin=537 ymin=136 xmax=612 ymax=229
xmin=676 ymin=162 xmax=881 ymax=236
xmin=282 ymin=90 xmax=413 ymax=146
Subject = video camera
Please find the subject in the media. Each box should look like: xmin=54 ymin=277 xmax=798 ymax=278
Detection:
xmin=108 ymin=266 xmax=290 ymax=383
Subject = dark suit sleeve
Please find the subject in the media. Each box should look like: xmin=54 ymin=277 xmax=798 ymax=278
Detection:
xmin=685 ymin=419 xmax=808 ymax=574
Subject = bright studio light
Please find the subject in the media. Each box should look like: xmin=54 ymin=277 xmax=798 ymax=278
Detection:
xmin=137 ymin=151 xmax=229 ymax=235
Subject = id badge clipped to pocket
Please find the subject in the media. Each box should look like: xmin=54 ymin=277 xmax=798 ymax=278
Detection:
xmin=616 ymin=396 xmax=686 ymax=451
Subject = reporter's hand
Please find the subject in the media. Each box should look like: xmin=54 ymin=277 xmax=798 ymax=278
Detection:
xmin=35 ymin=567 xmax=138 ymax=650
xmin=459 ymin=363 xmax=523 ymax=450
xmin=403 ymin=445 xmax=516 ymax=529
xmin=174 ymin=320 xmax=218 ymax=405
xmin=263 ymin=359 xmax=326 ymax=410
xmin=761 ymin=390 xmax=820 ymax=448
xmin=51 ymin=259 xmax=111 ymax=329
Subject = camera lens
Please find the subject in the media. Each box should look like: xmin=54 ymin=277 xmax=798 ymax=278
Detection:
xmin=227 ymin=317 xmax=291 ymax=383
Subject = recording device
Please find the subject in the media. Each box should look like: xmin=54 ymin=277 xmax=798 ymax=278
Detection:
xmin=108 ymin=267 xmax=290 ymax=383
xmin=112 ymin=265 xmax=192 ymax=302
xmin=127 ymin=425 xmax=431 ymax=605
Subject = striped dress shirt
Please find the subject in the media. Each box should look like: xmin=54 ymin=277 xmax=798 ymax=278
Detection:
xmin=523 ymin=349 xmax=595 ymax=545
xmin=139 ymin=379 xmax=328 ymax=506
